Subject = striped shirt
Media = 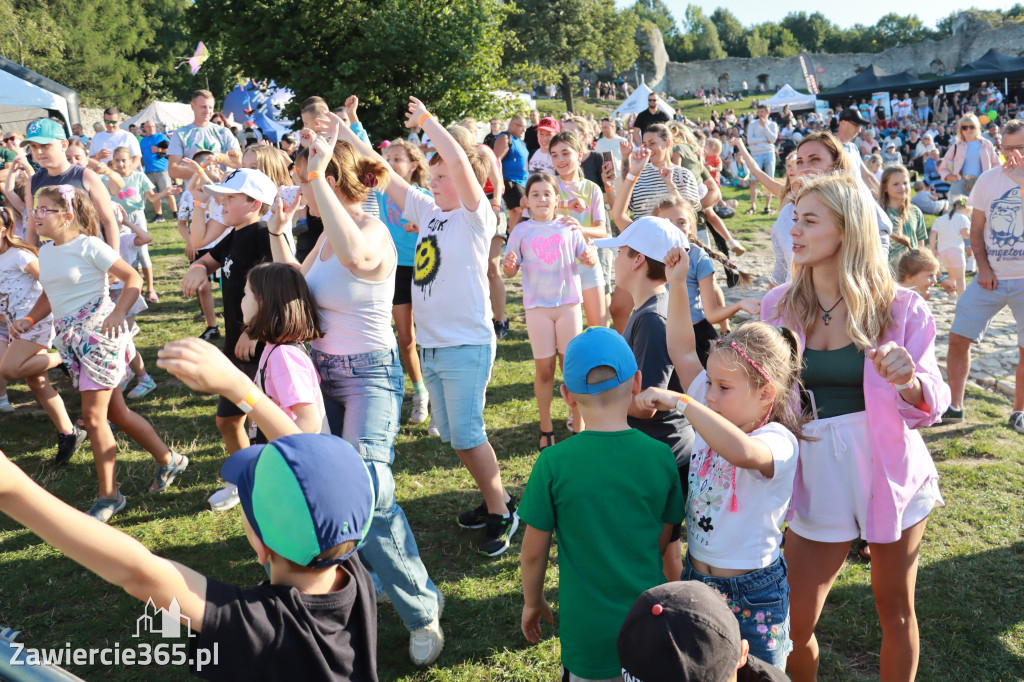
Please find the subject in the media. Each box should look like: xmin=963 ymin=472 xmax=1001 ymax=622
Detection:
xmin=628 ymin=164 xmax=701 ymax=218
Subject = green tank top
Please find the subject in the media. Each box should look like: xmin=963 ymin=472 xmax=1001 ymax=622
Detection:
xmin=802 ymin=343 xmax=866 ymax=419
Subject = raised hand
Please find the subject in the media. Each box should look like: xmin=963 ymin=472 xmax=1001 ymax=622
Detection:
xmin=663 ymin=245 xmax=689 ymax=285
xmin=406 ymin=96 xmax=431 ymax=129
xmin=866 ymin=341 xmax=916 ymax=387
xmin=628 ymin=147 xmax=651 ymax=176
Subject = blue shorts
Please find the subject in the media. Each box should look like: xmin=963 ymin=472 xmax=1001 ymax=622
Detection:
xmin=420 ymin=343 xmax=495 ymax=450
xmin=949 ymin=277 xmax=1024 ymax=347
xmin=682 ymin=553 xmax=791 ymax=669
xmin=578 ymin=261 xmax=605 ymax=292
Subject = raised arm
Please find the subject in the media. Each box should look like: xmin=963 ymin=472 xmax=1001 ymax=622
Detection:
xmin=730 ymin=136 xmax=785 ymax=198
xmin=610 ymin=147 xmax=651 ymax=231
xmin=408 ymin=97 xmax=484 ymax=211
xmin=329 ymin=114 xmax=412 ymax=211
xmin=662 ymin=247 xmax=703 ymax=389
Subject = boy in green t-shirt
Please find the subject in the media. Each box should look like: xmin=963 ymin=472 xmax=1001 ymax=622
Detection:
xmin=518 ymin=327 xmax=684 ymax=681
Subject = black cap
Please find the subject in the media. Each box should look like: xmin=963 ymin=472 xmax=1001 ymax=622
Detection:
xmin=618 ymin=582 xmax=790 ymax=682
xmin=838 ymin=107 xmax=870 ymax=126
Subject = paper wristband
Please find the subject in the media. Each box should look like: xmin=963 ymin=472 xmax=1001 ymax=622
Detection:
xmin=625 ymin=172 xmax=637 ymax=182
xmin=306 ymin=171 xmax=322 ymax=181
xmin=675 ymin=394 xmax=693 ymax=415
xmin=416 ymin=112 xmax=433 ymax=128
xmin=235 ymin=385 xmax=262 ymax=414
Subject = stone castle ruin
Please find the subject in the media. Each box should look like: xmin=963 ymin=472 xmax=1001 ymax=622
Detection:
xmin=639 ymin=14 xmax=1024 ymax=96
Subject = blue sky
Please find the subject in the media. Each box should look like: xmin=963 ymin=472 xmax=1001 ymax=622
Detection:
xmin=623 ymin=1 xmax=1013 ymax=30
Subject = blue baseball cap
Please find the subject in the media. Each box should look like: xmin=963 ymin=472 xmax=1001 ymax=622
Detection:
xmin=22 ymin=118 xmax=67 ymax=146
xmin=563 ymin=327 xmax=638 ymax=395
xmin=221 ymin=434 xmax=373 ymax=567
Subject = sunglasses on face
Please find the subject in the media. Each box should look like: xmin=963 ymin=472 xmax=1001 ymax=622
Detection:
xmin=961 ymin=125 xmax=975 ymax=130
xmin=3 ymin=137 xmax=15 ymax=143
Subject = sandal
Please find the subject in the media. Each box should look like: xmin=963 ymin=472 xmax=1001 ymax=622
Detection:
xmin=539 ymin=430 xmax=555 ymax=452
xmin=151 ymin=452 xmax=189 ymax=493
xmin=744 ymin=206 xmax=757 ymax=215
xmin=763 ymin=206 xmax=776 ymax=215
xmin=87 ymin=487 xmax=127 ymax=523
xmin=148 ymin=290 xmax=159 ymax=303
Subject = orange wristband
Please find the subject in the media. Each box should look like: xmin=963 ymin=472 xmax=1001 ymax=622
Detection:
xmin=675 ymin=394 xmax=693 ymax=414
xmin=189 ymin=262 xmax=206 ymax=272
xmin=235 ymin=384 xmax=262 ymax=414
xmin=416 ymin=112 xmax=433 ymax=128
xmin=306 ymin=171 xmax=322 ymax=181
xmin=23 ymin=316 xmax=35 ymax=327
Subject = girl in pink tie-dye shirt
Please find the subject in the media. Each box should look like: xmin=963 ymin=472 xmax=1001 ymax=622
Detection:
xmin=504 ymin=173 xmax=597 ymax=450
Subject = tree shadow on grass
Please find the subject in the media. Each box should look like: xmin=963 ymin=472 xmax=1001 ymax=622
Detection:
xmin=816 ymin=541 xmax=1024 ymax=680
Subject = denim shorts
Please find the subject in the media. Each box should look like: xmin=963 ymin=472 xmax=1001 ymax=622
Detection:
xmin=578 ymin=261 xmax=605 ymax=291
xmin=681 ymin=553 xmax=791 ymax=669
xmin=949 ymin=277 xmax=1024 ymax=347
xmin=420 ymin=343 xmax=494 ymax=450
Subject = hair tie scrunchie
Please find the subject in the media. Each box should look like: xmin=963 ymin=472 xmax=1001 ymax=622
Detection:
xmin=362 ymin=172 xmax=378 ymax=188
xmin=57 ymin=184 xmax=76 ymax=218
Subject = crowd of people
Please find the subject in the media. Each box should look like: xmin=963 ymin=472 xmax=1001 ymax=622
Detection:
xmin=0 ymin=78 xmax=1021 ymax=682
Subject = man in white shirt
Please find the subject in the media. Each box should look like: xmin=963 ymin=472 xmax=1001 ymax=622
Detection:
xmin=593 ymin=117 xmax=628 ymax=175
xmin=945 ymin=120 xmax=1024 ymax=433
xmin=88 ymin=107 xmax=142 ymax=171
xmin=836 ymin=107 xmax=880 ymax=194
xmin=744 ymin=104 xmax=779 ymax=214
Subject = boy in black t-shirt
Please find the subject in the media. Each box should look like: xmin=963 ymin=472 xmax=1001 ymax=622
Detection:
xmin=0 ymin=337 xmax=378 ymax=681
xmin=182 ymin=168 xmax=277 ymax=509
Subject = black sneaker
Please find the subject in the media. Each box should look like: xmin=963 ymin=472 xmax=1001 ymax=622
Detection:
xmin=479 ymin=512 xmax=520 ymax=557
xmin=458 ymin=494 xmax=517 ymax=529
xmin=199 ymin=326 xmax=222 ymax=341
xmin=493 ymin=319 xmax=509 ymax=340
xmin=54 ymin=426 xmax=87 ymax=465
xmin=942 ymin=406 xmax=964 ymax=423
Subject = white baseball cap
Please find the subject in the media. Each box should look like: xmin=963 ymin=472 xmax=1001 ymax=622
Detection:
xmin=203 ymin=168 xmax=278 ymax=206
xmin=594 ymin=216 xmax=689 ymax=261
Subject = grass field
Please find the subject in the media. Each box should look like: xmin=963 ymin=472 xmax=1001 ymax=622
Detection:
xmin=0 ymin=201 xmax=1022 ymax=681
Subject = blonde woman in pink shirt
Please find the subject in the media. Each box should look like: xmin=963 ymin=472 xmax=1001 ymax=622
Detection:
xmin=761 ymin=173 xmax=949 ymax=682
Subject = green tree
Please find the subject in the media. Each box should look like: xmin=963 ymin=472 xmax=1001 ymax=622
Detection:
xmin=754 ymin=23 xmax=801 ymax=58
xmin=633 ymin=0 xmax=678 ymax=38
xmin=746 ymin=28 xmax=771 ymax=58
xmin=693 ymin=18 xmax=726 ymax=60
xmin=781 ymin=11 xmax=835 ymax=52
xmin=506 ymin=0 xmax=638 ymax=113
xmin=872 ymin=13 xmax=932 ymax=48
xmin=710 ymin=8 xmax=747 ymax=57
xmin=190 ymin=0 xmax=519 ymax=139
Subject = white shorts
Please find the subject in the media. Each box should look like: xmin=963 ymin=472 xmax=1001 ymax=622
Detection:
xmin=938 ymin=247 xmax=966 ymax=273
xmin=788 ymin=411 xmax=943 ymax=543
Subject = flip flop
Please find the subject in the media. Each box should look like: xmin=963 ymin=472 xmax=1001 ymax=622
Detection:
xmin=539 ymin=430 xmax=555 ymax=452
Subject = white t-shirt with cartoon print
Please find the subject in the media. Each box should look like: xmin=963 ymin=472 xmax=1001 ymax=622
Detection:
xmin=968 ymin=167 xmax=1024 ymax=280
xmin=684 ymin=372 xmax=799 ymax=571
xmin=402 ymin=189 xmax=496 ymax=348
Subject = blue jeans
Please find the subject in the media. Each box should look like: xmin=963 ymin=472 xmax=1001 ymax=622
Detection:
xmin=681 ymin=553 xmax=791 ymax=669
xmin=312 ymin=346 xmax=440 ymax=631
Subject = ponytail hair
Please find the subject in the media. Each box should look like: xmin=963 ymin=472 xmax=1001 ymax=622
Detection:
xmin=0 ymin=207 xmax=36 ymax=256
xmin=946 ymin=194 xmax=968 ymax=218
xmin=652 ymin=196 xmax=752 ymax=286
xmin=35 ymin=185 xmax=100 ymax=239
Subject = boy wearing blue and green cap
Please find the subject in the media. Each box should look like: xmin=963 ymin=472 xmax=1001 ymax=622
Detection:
xmin=0 ymin=336 xmax=379 ymax=681
xmin=518 ymin=327 xmax=684 ymax=682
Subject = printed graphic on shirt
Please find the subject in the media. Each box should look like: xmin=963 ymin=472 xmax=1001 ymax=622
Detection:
xmin=687 ymin=446 xmax=734 ymax=546
xmin=531 ymin=234 xmax=565 ymax=265
xmin=222 ymin=255 xmax=234 ymax=280
xmin=414 ymin=234 xmax=440 ymax=289
xmin=989 ymin=186 xmax=1024 ymax=249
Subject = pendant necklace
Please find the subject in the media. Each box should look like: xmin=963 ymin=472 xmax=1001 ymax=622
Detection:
xmin=817 ymin=296 xmax=843 ymax=326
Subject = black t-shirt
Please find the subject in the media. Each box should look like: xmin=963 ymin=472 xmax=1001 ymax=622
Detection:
xmin=633 ymin=109 xmax=671 ymax=135
xmin=296 ymin=213 xmax=325 ymax=264
xmin=483 ymin=132 xmax=497 ymax=149
xmin=580 ymin=151 xmax=606 ymax=192
xmin=524 ymin=125 xmax=540 ymax=156
xmin=189 ymin=557 xmax=378 ymax=681
xmin=207 ymin=221 xmax=273 ymax=352
xmin=624 ymin=292 xmax=694 ymax=467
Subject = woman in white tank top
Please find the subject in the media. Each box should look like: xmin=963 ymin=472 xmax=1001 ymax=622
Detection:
xmin=269 ymin=129 xmax=443 ymax=660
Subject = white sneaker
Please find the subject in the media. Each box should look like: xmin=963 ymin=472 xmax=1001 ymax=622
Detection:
xmin=208 ymin=483 xmax=240 ymax=511
xmin=410 ymin=392 xmax=429 ymax=424
xmin=409 ymin=592 xmax=444 ymax=665
xmin=726 ymin=238 xmax=746 ymax=256
xmin=427 ymin=418 xmax=440 ymax=437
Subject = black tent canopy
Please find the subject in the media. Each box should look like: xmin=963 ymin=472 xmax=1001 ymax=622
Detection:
xmin=930 ymin=49 xmax=1024 ymax=87
xmin=823 ymin=65 xmax=929 ymax=101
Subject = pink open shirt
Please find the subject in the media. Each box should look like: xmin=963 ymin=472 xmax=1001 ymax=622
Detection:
xmin=762 ymin=284 xmax=951 ymax=543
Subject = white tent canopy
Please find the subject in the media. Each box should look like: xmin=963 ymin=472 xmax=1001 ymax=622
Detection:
xmin=0 ymin=68 xmax=72 ymax=133
xmin=122 ymin=101 xmax=195 ymax=133
xmin=761 ymin=84 xmax=816 ymax=113
xmin=614 ymin=82 xmax=674 ymax=119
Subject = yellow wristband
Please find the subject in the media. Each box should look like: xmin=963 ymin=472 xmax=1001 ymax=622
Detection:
xmin=23 ymin=315 xmax=35 ymax=327
xmin=306 ymin=171 xmax=322 ymax=181
xmin=416 ymin=112 xmax=433 ymax=128
xmin=235 ymin=384 xmax=262 ymax=414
